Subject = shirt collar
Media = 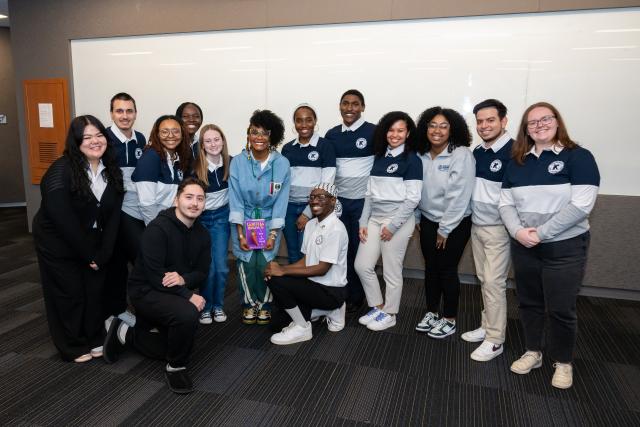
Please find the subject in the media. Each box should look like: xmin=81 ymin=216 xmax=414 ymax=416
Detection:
xmin=341 ymin=117 xmax=365 ymax=132
xmin=526 ymin=142 xmax=564 ymax=157
xmin=109 ymin=124 xmax=137 ymax=143
xmin=86 ymin=159 xmax=105 ymax=176
xmin=386 ymin=144 xmax=405 ymax=157
xmin=293 ymin=132 xmax=320 ymax=147
xmin=317 ymin=211 xmax=338 ymax=228
xmin=481 ymin=131 xmax=511 ymax=152
xmin=207 ymin=156 xmax=223 ymax=172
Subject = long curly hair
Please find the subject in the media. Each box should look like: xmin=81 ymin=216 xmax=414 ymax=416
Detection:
xmin=64 ymin=115 xmax=123 ymax=200
xmin=372 ymin=111 xmax=417 ymax=158
xmin=415 ymin=106 xmax=472 ymax=155
xmin=146 ymin=114 xmax=193 ymax=173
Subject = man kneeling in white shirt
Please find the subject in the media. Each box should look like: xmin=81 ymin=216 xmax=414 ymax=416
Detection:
xmin=265 ymin=183 xmax=349 ymax=345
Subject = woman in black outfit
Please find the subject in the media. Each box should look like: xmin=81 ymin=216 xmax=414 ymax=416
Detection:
xmin=33 ymin=115 xmax=124 ymax=363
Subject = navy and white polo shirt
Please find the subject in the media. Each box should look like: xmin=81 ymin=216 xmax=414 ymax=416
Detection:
xmin=471 ymin=133 xmax=514 ymax=226
xmin=359 ymin=145 xmax=423 ymax=233
xmin=325 ymin=117 xmax=376 ymax=200
xmin=203 ymin=157 xmax=229 ymax=211
xmin=499 ymin=144 xmax=600 ymax=242
xmin=106 ymin=125 xmax=147 ymax=218
xmin=131 ymin=148 xmax=184 ymax=225
xmin=281 ymin=133 xmax=336 ymax=204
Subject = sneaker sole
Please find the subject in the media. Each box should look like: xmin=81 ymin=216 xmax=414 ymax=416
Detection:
xmin=470 ymin=349 xmax=504 ymax=362
xmin=461 ymin=334 xmax=486 ymax=343
xmin=256 ymin=319 xmax=271 ymax=325
xmin=510 ymin=360 xmax=542 ymax=375
xmin=551 ymin=379 xmax=573 ymax=389
xmin=327 ymin=324 xmax=344 ymax=332
xmin=242 ymin=318 xmax=257 ymax=325
xmin=199 ymin=319 xmax=213 ymax=325
xmin=213 ymin=318 xmax=227 ymax=323
xmin=270 ymin=334 xmax=312 ymax=345
xmin=427 ymin=329 xmax=456 ymax=339
xmin=367 ymin=320 xmax=396 ymax=331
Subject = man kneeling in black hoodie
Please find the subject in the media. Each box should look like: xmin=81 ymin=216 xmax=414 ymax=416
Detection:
xmin=103 ymin=177 xmax=211 ymax=394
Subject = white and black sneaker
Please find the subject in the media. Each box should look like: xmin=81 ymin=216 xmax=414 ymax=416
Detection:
xmin=415 ymin=311 xmax=439 ymax=332
xmin=427 ymin=318 xmax=456 ymax=339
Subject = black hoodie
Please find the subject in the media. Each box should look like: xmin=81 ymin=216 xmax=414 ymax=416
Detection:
xmin=128 ymin=207 xmax=211 ymax=301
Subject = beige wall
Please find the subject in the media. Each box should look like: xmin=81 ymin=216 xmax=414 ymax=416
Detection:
xmin=0 ymin=28 xmax=24 ymax=204
xmin=8 ymin=0 xmax=640 ymax=295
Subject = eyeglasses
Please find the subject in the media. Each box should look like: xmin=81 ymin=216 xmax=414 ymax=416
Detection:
xmin=159 ymin=128 xmax=181 ymax=137
xmin=249 ymin=128 xmax=271 ymax=138
xmin=308 ymin=194 xmax=330 ymax=202
xmin=526 ymin=115 xmax=556 ymax=129
xmin=428 ymin=122 xmax=450 ymax=130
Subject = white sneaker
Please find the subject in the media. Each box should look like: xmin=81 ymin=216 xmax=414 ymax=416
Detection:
xmin=90 ymin=346 xmax=103 ymax=358
xmin=461 ymin=327 xmax=486 ymax=343
xmin=367 ymin=312 xmax=396 ymax=331
xmin=552 ymin=362 xmax=573 ymax=389
xmin=470 ymin=340 xmax=504 ymax=362
xmin=326 ymin=303 xmax=346 ymax=332
xmin=358 ymin=307 xmax=381 ymax=326
xmin=427 ymin=318 xmax=456 ymax=339
xmin=199 ymin=311 xmax=213 ymax=325
xmin=270 ymin=321 xmax=313 ymax=345
xmin=510 ymin=351 xmax=543 ymax=375
xmin=213 ymin=309 xmax=227 ymax=323
xmin=415 ymin=311 xmax=439 ymax=332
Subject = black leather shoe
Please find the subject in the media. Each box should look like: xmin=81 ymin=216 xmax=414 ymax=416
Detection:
xmin=103 ymin=317 xmax=125 ymax=364
xmin=165 ymin=368 xmax=193 ymax=394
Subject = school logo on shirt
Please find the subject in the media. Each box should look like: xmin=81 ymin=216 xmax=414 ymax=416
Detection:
xmin=308 ymin=151 xmax=319 ymax=161
xmin=270 ymin=182 xmax=282 ymax=195
xmin=177 ymin=170 xmax=184 ymax=181
xmin=438 ymin=164 xmax=450 ymax=172
xmin=135 ymin=148 xmax=143 ymax=159
xmin=355 ymin=138 xmax=368 ymax=149
xmin=315 ymin=235 xmax=324 ymax=245
xmin=490 ymin=159 xmax=502 ymax=172
xmin=386 ymin=163 xmax=399 ymax=174
xmin=548 ymin=161 xmax=564 ymax=174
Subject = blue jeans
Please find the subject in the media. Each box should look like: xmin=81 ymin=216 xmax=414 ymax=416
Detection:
xmin=198 ymin=206 xmax=230 ymax=312
xmin=283 ymin=202 xmax=307 ymax=264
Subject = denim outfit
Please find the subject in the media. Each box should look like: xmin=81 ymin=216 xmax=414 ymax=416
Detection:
xmin=229 ymin=150 xmax=290 ymax=307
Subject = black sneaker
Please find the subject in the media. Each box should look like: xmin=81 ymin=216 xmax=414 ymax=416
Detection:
xmin=165 ymin=368 xmax=193 ymax=394
xmin=103 ymin=317 xmax=125 ymax=364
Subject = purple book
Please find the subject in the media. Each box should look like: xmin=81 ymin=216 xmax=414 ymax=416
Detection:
xmin=244 ymin=219 xmax=267 ymax=250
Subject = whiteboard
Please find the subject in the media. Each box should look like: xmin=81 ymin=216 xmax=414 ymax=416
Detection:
xmin=71 ymin=8 xmax=640 ymax=196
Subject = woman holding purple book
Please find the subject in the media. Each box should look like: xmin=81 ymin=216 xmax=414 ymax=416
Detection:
xmin=228 ymin=110 xmax=290 ymax=325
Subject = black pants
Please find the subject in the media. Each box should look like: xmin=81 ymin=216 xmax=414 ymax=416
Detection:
xmin=36 ymin=246 xmax=106 ymax=361
xmin=419 ymin=215 xmax=472 ymax=318
xmin=267 ymin=276 xmax=346 ymax=320
xmin=338 ymin=197 xmax=365 ymax=305
xmin=511 ymin=232 xmax=590 ymax=363
xmin=104 ymin=212 xmax=145 ymax=316
xmin=129 ymin=289 xmax=199 ymax=367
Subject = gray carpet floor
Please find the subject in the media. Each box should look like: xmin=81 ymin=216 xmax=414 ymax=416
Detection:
xmin=0 ymin=207 xmax=639 ymax=426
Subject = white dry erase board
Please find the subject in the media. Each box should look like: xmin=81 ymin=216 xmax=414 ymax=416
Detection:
xmin=70 ymin=8 xmax=640 ymax=196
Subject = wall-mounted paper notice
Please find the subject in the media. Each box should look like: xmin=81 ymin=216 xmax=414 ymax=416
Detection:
xmin=38 ymin=103 xmax=54 ymax=128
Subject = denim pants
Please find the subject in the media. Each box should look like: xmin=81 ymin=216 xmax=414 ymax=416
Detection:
xmin=283 ymin=202 xmax=307 ymax=264
xmin=198 ymin=206 xmax=230 ymax=312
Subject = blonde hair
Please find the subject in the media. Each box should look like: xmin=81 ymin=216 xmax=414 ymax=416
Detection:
xmin=194 ymin=124 xmax=230 ymax=185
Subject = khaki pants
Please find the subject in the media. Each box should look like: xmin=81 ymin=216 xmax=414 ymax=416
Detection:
xmin=355 ymin=216 xmax=415 ymax=314
xmin=471 ymin=224 xmax=511 ymax=344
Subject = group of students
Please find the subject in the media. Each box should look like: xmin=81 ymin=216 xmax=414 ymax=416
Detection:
xmin=32 ymin=89 xmax=599 ymax=394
